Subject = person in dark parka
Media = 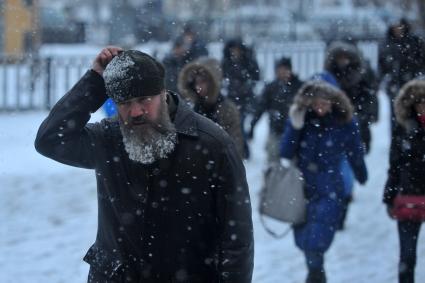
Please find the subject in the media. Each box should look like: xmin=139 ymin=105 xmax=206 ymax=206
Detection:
xmin=248 ymin=57 xmax=303 ymax=163
xmin=280 ymin=81 xmax=367 ymax=283
xmin=34 ymin=47 xmax=253 ymax=283
xmin=178 ymin=57 xmax=245 ymax=157
xmin=325 ymin=41 xmax=379 ymax=154
xmin=384 ymin=79 xmax=425 ymax=283
xmin=222 ymin=38 xmax=260 ymax=158
xmin=163 ymin=37 xmax=188 ymax=93
xmin=180 ymin=25 xmax=209 ymax=64
xmin=379 ymin=18 xmax=425 ymax=132
xmin=222 ymin=38 xmax=260 ymax=116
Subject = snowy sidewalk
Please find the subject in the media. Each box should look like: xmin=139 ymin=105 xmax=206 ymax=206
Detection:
xmin=1 ymin=94 xmax=424 ymax=282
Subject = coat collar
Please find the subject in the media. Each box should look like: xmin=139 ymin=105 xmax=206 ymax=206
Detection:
xmin=168 ymin=91 xmax=199 ymax=138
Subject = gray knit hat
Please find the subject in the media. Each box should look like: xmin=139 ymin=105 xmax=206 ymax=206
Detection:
xmin=103 ymin=50 xmax=165 ymax=103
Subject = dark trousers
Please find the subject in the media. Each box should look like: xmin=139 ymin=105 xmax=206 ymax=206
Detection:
xmin=237 ymin=102 xmax=253 ymax=159
xmin=398 ymin=221 xmax=422 ymax=283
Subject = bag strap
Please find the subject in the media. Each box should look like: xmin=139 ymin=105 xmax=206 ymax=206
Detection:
xmin=259 ymin=213 xmax=292 ymax=239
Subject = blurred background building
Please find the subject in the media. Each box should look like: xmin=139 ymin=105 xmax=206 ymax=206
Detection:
xmin=0 ymin=0 xmax=423 ymax=55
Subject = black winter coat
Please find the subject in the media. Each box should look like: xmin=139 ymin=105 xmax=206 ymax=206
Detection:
xmin=343 ymin=66 xmax=379 ymax=126
xmin=184 ymin=38 xmax=209 ymax=64
xmin=163 ymin=53 xmax=186 ymax=93
xmin=250 ymin=76 xmax=303 ymax=136
xmin=34 ymin=70 xmax=254 ymax=283
xmin=384 ymin=122 xmax=425 ymax=205
xmin=222 ymin=41 xmax=260 ymax=109
xmin=383 ymin=79 xmax=425 ymax=205
xmin=326 ymin=42 xmax=379 ymax=126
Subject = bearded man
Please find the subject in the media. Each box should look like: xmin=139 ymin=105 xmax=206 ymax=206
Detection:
xmin=35 ymin=46 xmax=253 ymax=283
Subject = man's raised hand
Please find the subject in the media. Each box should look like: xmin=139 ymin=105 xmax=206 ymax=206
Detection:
xmin=92 ymin=46 xmax=123 ymax=76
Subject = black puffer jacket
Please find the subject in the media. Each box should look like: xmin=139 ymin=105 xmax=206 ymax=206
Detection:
xmin=325 ymin=41 xmax=379 ymax=125
xmin=384 ymin=79 xmax=425 ymax=205
xmin=34 ymin=70 xmax=254 ymax=283
xmin=250 ymin=75 xmax=303 ymax=136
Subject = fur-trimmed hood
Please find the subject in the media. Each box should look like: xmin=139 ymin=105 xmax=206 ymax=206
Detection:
xmin=394 ymin=79 xmax=425 ymax=130
xmin=178 ymin=57 xmax=221 ymax=106
xmin=292 ymin=80 xmax=354 ymax=123
xmin=325 ymin=41 xmax=364 ymax=89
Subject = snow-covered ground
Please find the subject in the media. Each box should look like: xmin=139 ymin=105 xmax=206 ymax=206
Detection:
xmin=1 ymin=91 xmax=424 ymax=283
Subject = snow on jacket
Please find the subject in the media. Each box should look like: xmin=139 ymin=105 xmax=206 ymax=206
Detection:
xmin=178 ymin=57 xmax=245 ymax=157
xmin=384 ymin=79 xmax=425 ymax=205
xmin=280 ymin=81 xmax=367 ymax=253
xmin=34 ymin=70 xmax=254 ymax=283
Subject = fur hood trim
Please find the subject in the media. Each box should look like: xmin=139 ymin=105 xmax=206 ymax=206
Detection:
xmin=394 ymin=79 xmax=425 ymax=129
xmin=177 ymin=57 xmax=221 ymax=105
xmin=325 ymin=41 xmax=362 ymax=71
xmin=292 ymin=80 xmax=353 ymax=123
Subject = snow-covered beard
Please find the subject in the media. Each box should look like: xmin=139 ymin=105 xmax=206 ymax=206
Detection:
xmin=119 ymin=99 xmax=177 ymax=164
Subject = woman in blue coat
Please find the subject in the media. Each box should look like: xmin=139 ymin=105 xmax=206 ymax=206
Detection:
xmin=280 ymin=81 xmax=368 ymax=283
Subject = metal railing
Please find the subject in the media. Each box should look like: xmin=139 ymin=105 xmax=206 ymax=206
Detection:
xmin=0 ymin=55 xmax=92 ymax=111
xmin=0 ymin=41 xmax=378 ymax=111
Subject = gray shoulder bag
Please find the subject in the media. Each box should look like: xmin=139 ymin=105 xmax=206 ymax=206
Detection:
xmin=259 ymin=160 xmax=307 ymax=238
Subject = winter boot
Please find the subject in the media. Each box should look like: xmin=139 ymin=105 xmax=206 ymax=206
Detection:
xmin=306 ymin=269 xmax=326 ymax=283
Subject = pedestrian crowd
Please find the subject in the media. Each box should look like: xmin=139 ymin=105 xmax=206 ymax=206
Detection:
xmin=35 ymin=19 xmax=425 ymax=283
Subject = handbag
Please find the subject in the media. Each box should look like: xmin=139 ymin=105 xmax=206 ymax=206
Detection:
xmin=392 ymin=195 xmax=425 ymax=222
xmin=259 ymin=161 xmax=307 ymax=238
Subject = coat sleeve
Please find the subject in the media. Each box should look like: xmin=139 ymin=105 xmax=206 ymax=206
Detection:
xmin=345 ymin=120 xmax=368 ymax=184
xmin=34 ymin=70 xmax=108 ymax=169
xmin=378 ymin=41 xmax=394 ymax=79
xmin=383 ymin=130 xmax=403 ymax=205
xmin=223 ymin=102 xmax=245 ymax=158
xmin=280 ymin=119 xmax=302 ymax=159
xmin=248 ymin=56 xmax=260 ymax=82
xmin=361 ymin=66 xmax=379 ymax=124
xmin=215 ymin=143 xmax=254 ymax=283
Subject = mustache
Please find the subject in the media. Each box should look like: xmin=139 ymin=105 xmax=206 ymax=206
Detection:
xmin=130 ymin=115 xmax=151 ymax=125
xmin=126 ymin=115 xmax=171 ymax=134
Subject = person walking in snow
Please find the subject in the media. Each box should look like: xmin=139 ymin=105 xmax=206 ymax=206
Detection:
xmin=379 ymin=18 xmax=425 ymax=133
xmin=222 ymin=38 xmax=260 ymax=159
xmin=325 ymin=41 xmax=379 ymax=154
xmin=309 ymin=71 xmax=356 ymax=231
xmin=162 ymin=37 xmax=188 ymax=93
xmin=383 ymin=79 xmax=425 ymax=283
xmin=180 ymin=24 xmax=209 ymax=64
xmin=248 ymin=57 xmax=303 ymax=163
xmin=178 ymin=57 xmax=245 ymax=157
xmin=35 ymin=46 xmax=253 ymax=283
xmin=280 ymin=81 xmax=368 ymax=283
